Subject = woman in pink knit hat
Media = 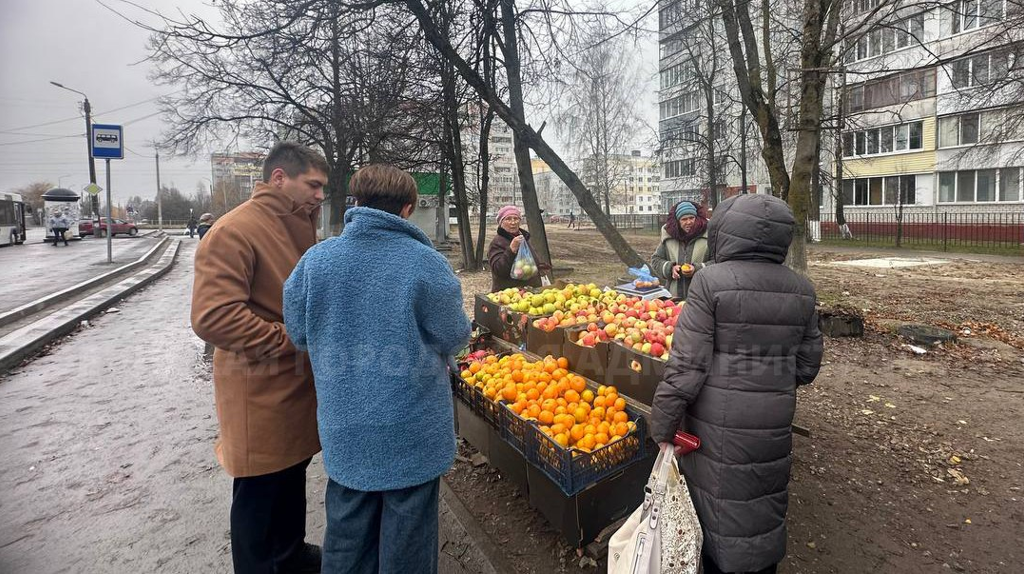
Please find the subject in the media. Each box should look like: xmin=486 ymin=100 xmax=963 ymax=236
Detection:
xmin=486 ymin=205 xmax=550 ymax=292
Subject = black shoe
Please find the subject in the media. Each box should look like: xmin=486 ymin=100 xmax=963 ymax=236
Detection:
xmin=279 ymin=543 xmax=321 ymax=573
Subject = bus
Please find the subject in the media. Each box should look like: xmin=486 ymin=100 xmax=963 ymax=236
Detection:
xmin=0 ymin=192 xmax=27 ymax=246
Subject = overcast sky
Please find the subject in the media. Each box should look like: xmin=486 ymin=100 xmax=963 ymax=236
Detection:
xmin=1 ymin=0 xmax=659 ymax=206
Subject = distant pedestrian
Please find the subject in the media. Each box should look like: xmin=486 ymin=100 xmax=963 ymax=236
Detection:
xmin=197 ymin=213 xmax=214 ymax=240
xmin=191 ymin=142 xmax=327 ymax=574
xmin=187 ymin=214 xmax=197 ymax=238
xmin=284 ymin=164 xmax=471 ymax=573
xmin=49 ymin=212 xmax=70 ymax=246
xmin=567 ymin=211 xmax=576 ymax=229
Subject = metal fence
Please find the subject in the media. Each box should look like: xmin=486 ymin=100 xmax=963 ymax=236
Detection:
xmin=817 ymin=211 xmax=1024 ymax=253
xmin=575 ymin=213 xmax=664 ymax=232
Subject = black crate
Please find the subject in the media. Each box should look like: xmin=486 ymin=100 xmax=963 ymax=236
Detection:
xmin=604 ymin=341 xmax=667 ymax=406
xmin=524 ymin=403 xmax=650 ymax=496
xmin=527 ymin=450 xmax=656 ymax=547
xmin=562 ymin=327 xmax=610 ymax=382
xmin=468 ymin=386 xmax=502 ymax=428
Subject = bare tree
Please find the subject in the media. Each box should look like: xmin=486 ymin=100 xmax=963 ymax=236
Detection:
xmin=550 ymin=10 xmax=648 ymax=215
xmin=147 ymin=1 xmax=437 ymax=233
xmin=402 ymin=0 xmax=647 ymax=266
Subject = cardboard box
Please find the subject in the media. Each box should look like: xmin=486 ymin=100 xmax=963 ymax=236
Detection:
xmin=456 ymin=399 xmax=490 ymax=459
xmin=604 ymin=341 xmax=666 ymax=406
xmin=488 ymin=426 xmax=530 ymax=495
xmin=526 ymin=320 xmax=566 ymax=359
xmin=562 ymin=327 xmax=610 ymax=382
xmin=527 ymin=451 xmax=657 ymax=546
xmin=473 ymin=294 xmax=505 ymax=336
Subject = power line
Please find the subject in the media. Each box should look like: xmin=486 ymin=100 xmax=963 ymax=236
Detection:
xmin=0 ymin=95 xmax=168 ymax=134
xmin=0 ymin=133 xmax=85 ymax=147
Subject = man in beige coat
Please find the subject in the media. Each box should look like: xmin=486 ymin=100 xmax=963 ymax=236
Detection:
xmin=191 ymin=141 xmax=327 ymax=574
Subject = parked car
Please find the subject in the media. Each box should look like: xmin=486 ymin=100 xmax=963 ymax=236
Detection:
xmin=78 ymin=218 xmax=139 ymax=237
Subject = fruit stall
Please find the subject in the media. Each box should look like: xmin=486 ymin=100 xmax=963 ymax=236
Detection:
xmin=455 ymin=282 xmax=685 ymax=546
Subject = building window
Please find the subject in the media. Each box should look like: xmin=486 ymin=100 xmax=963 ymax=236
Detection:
xmin=659 ymin=91 xmax=701 ymax=120
xmin=950 ymin=50 xmax=1011 ymax=88
xmin=661 ymin=62 xmax=694 ymax=90
xmin=845 ymin=14 xmax=925 ymax=63
xmin=843 ymin=121 xmax=924 ymax=157
xmin=942 ymin=0 xmax=1004 ymax=36
xmin=939 ymin=167 xmax=1022 ymax=202
xmin=843 ymin=175 xmax=918 ymax=205
xmin=845 ymin=68 xmax=936 ymax=113
xmin=664 ymin=159 xmax=696 ymax=178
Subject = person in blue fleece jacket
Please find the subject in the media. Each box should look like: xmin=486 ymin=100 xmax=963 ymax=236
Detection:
xmin=283 ymin=164 xmax=471 ymax=574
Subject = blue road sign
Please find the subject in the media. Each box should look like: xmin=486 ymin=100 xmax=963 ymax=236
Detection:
xmin=91 ymin=124 xmax=123 ymax=159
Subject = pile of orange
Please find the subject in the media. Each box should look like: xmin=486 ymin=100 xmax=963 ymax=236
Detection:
xmin=460 ymin=353 xmax=635 ymax=453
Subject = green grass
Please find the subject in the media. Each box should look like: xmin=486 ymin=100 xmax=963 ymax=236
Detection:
xmin=816 ymin=238 xmax=1024 ymax=257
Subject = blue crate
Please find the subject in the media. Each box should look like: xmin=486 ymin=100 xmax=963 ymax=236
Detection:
xmin=498 ymin=402 xmax=531 ymax=454
xmin=525 ymin=403 xmax=650 ymax=496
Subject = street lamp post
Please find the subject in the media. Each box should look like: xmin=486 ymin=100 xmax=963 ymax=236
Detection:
xmin=50 ymin=81 xmax=98 ymax=219
xmin=57 ymin=174 xmax=71 ymax=187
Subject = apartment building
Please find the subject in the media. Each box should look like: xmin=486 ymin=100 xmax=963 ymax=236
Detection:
xmin=828 ymin=0 xmax=1024 ymax=215
xmin=461 ymin=106 xmax=519 ymax=215
xmin=534 ymin=151 xmax=661 ymax=217
xmin=657 ymin=0 xmax=772 ymax=211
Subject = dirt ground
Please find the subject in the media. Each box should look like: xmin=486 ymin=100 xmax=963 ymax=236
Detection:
xmin=449 ymin=227 xmax=1024 ymax=573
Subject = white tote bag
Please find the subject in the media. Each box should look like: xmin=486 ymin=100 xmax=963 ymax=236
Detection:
xmin=608 ymin=444 xmax=702 ymax=574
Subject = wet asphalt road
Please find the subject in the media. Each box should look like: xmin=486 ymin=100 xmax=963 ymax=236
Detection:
xmin=0 ymin=227 xmax=161 ymax=314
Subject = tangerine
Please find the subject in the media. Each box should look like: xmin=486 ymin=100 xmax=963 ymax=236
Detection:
xmin=581 ymin=389 xmax=595 ymax=404
xmin=570 ymin=424 xmax=586 ymax=442
xmin=538 ymin=410 xmax=554 ymax=425
xmin=556 ymin=357 xmax=569 ymax=369
xmin=570 ymin=376 xmax=587 ymax=393
xmin=555 ymin=433 xmax=570 ymax=447
xmin=526 ymin=404 xmax=541 ymax=419
xmin=573 ymin=407 xmax=588 ymax=424
xmin=593 ymin=396 xmax=607 ymax=408
xmin=613 ymin=410 xmax=629 ymax=423
xmin=564 ymin=389 xmax=580 ymax=403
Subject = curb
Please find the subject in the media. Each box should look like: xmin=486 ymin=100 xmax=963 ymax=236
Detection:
xmin=0 ymin=236 xmax=171 ymax=330
xmin=0 ymin=240 xmax=181 ymax=375
xmin=439 ymin=477 xmax=513 ymax=574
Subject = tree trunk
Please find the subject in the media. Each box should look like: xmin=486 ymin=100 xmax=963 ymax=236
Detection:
xmin=404 ymin=0 xmax=643 ymax=268
xmin=706 ymin=91 xmax=719 ymax=208
xmin=499 ymin=0 xmax=551 ymax=265
xmin=719 ymin=0 xmax=791 ymax=200
xmin=441 ymin=58 xmax=476 ymax=268
xmin=475 ymin=103 xmax=494 ymax=267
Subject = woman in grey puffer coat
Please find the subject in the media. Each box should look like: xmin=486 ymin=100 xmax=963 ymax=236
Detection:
xmin=649 ymin=194 xmax=823 ymax=574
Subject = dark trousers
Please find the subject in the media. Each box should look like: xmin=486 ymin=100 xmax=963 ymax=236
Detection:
xmin=703 ymin=551 xmax=777 ymax=574
xmin=322 ymin=477 xmax=439 ymax=574
xmin=231 ymin=458 xmax=311 ymax=574
xmin=52 ymin=228 xmax=68 ymax=245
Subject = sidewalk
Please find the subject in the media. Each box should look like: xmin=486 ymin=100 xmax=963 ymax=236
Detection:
xmin=0 ymin=227 xmax=168 ymax=314
xmin=0 ymin=239 xmax=502 ymax=573
xmin=809 ymin=241 xmax=1024 ymax=264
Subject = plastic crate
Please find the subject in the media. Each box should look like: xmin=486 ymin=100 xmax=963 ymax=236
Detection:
xmin=498 ymin=402 xmax=531 ymax=454
xmin=469 ymin=385 xmax=502 ymax=427
xmin=450 ymin=372 xmax=473 ymax=405
xmin=525 ymin=404 xmax=649 ymax=496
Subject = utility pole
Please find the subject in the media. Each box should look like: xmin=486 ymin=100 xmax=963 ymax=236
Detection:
xmin=50 ymin=81 xmax=98 ymax=218
xmin=155 ymin=148 xmax=163 ymax=231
